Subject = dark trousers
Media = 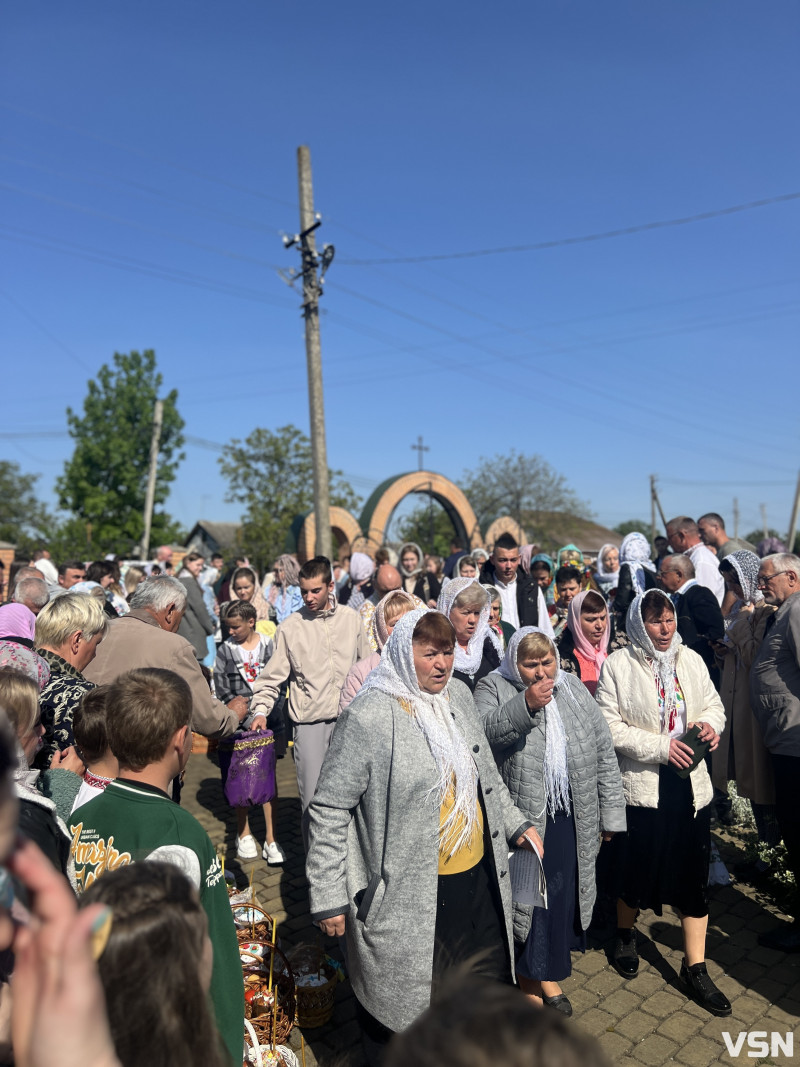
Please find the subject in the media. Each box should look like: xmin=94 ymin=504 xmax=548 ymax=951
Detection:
xmin=771 ymin=754 xmax=800 ymax=914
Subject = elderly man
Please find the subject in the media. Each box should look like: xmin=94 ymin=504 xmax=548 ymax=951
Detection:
xmin=34 ymin=592 xmax=108 ymax=769
xmin=359 ymin=563 xmax=403 ymax=647
xmin=12 ymin=576 xmax=49 ymax=616
xmin=659 ymin=554 xmax=724 ymax=683
xmin=84 ymin=576 xmax=247 ymax=739
xmin=666 ymin=516 xmax=724 ymax=605
xmin=751 ymin=552 xmax=800 ymax=951
xmin=697 ymin=513 xmax=756 ymax=561
xmin=480 ymin=533 xmax=554 ymax=638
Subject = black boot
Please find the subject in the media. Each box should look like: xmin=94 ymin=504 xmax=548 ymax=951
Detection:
xmin=680 ymin=959 xmax=731 ymax=1017
xmin=613 ymin=928 xmax=638 ymax=979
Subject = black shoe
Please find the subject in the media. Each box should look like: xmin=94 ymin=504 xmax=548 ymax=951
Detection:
xmin=680 ymin=959 xmax=731 ymax=1017
xmin=757 ymin=923 xmax=800 ymax=953
xmin=613 ymin=929 xmax=639 ymax=979
xmin=542 ymin=993 xmax=573 ymax=1017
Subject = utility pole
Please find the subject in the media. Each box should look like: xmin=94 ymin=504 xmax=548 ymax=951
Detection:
xmin=411 ymin=435 xmax=429 ymax=472
xmin=283 ymin=146 xmax=335 ymax=561
xmin=787 ymin=470 xmax=800 ymax=554
xmin=138 ymin=398 xmax=163 ymax=561
xmin=733 ymin=497 xmax=740 ymax=539
xmin=650 ymin=475 xmax=657 ymax=551
xmin=761 ymin=504 xmax=769 ymax=539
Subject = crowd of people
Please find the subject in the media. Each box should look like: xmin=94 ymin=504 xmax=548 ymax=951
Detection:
xmin=0 ymin=512 xmax=799 ymax=1064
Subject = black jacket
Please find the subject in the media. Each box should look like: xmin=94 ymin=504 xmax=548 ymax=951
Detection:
xmin=613 ymin=565 xmax=659 ymax=633
xmin=452 ymin=636 xmax=501 ymax=693
xmin=479 ymin=561 xmax=540 ymax=628
xmin=673 ymin=583 xmax=725 ymax=685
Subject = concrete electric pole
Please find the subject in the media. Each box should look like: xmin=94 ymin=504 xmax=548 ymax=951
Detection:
xmin=138 ymin=398 xmax=163 ymax=561
xmin=284 ymin=146 xmax=335 ymax=561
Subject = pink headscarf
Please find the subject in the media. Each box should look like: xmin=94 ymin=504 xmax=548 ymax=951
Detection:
xmin=0 ymin=604 xmax=36 ymax=642
xmin=566 ymin=590 xmax=610 ymax=672
xmin=518 ymin=544 xmax=538 ymax=576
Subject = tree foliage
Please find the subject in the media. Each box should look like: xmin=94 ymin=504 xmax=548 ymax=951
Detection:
xmin=56 ymin=350 xmax=185 ymax=556
xmin=0 ymin=461 xmax=56 ymax=556
xmin=394 ymin=500 xmax=458 ymax=558
xmin=219 ymin=425 xmax=360 ymax=572
xmin=460 ymin=450 xmax=592 ymax=530
xmin=613 ymin=519 xmax=656 ymax=543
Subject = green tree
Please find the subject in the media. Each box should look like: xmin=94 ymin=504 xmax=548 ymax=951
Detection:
xmin=460 ymin=451 xmax=592 ymax=530
xmin=395 ymin=501 xmax=458 ymax=558
xmin=0 ymin=461 xmax=57 ymax=556
xmin=56 ymin=350 xmax=185 ymax=556
xmin=219 ymin=425 xmax=360 ymax=572
xmin=613 ymin=519 xmax=656 ymax=543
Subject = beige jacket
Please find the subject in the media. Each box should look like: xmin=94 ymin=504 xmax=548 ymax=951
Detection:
xmin=250 ymin=601 xmax=370 ymax=724
xmin=84 ymin=609 xmax=239 ymax=739
xmin=595 ymin=644 xmax=726 ymax=812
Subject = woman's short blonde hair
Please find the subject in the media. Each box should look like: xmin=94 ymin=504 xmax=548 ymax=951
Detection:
xmin=383 ymin=592 xmax=415 ymax=627
xmin=452 ymin=583 xmax=489 ymax=613
xmin=0 ymin=667 xmax=39 ymax=740
xmin=517 ymin=632 xmax=554 ymax=661
xmin=124 ymin=566 xmax=145 ymax=595
xmin=35 ymin=592 xmax=108 ymax=651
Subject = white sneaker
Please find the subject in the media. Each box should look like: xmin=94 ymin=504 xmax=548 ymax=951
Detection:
xmin=236 ymin=834 xmax=258 ymax=861
xmin=262 ymin=840 xmax=286 ymax=866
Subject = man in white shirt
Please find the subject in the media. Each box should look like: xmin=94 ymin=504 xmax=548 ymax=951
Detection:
xmin=666 ymin=516 xmax=724 ymax=605
xmin=479 ymin=534 xmax=554 ymax=638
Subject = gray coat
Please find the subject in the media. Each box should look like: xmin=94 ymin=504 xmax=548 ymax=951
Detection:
xmin=306 ymin=679 xmax=532 ymax=1033
xmin=751 ymin=593 xmax=800 ymax=756
xmin=177 ymin=573 xmax=214 ymax=660
xmin=474 ymin=670 xmax=626 ymax=939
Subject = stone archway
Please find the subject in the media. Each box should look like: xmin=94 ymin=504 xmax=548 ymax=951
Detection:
xmin=358 ymin=471 xmax=483 ymax=557
xmin=484 ymin=516 xmax=529 ymax=553
xmin=286 ymin=507 xmax=363 ymax=563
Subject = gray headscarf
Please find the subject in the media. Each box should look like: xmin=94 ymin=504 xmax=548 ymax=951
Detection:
xmin=726 ymin=550 xmax=763 ymax=606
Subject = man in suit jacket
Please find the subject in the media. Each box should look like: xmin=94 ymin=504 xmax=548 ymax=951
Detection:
xmin=85 ymin=575 xmax=247 ymax=739
xmin=659 ymin=554 xmax=725 ymax=686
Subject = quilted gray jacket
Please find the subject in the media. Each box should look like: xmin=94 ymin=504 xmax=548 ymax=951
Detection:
xmin=306 ymin=678 xmax=532 ymax=1033
xmin=474 ymin=670 xmax=626 ymax=939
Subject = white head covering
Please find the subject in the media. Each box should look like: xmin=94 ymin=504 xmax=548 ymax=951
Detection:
xmin=436 ymin=576 xmax=502 ymax=675
xmin=626 ymin=588 xmax=683 ymax=733
xmin=360 ymin=608 xmax=479 ymax=855
xmin=619 ymin=532 xmax=656 ymax=594
xmin=349 ymin=552 xmax=375 ymax=583
xmin=595 ymin=543 xmax=620 ymax=592
xmin=493 ymin=626 xmax=571 ymax=818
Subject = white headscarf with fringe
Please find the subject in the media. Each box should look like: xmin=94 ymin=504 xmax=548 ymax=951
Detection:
xmin=495 ymin=626 xmax=571 ymax=818
xmin=436 ymin=576 xmax=503 ymax=675
xmin=626 ymin=588 xmax=683 ymax=734
xmin=359 ymin=608 xmax=479 ymax=856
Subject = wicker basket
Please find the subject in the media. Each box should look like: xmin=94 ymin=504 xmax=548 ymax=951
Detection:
xmin=233 ymin=905 xmax=276 ymax=945
xmin=286 ymin=944 xmax=342 ymax=1029
xmin=242 ymin=942 xmax=296 ymax=1045
xmin=191 ymin=731 xmax=218 ymax=754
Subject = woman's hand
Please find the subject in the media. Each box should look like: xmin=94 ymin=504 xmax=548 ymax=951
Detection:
xmin=600 ymin=831 xmax=615 ymax=843
xmin=50 ymin=747 xmax=85 ymax=776
xmin=524 ymin=676 xmax=555 ymax=712
xmin=668 ymin=737 xmax=695 ymax=769
xmin=515 ymin=827 xmax=544 ymax=859
xmin=317 ymin=913 xmax=346 ymax=937
xmin=690 ymin=721 xmax=720 ymax=752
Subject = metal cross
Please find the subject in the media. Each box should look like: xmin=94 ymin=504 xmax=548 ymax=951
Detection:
xmin=411 ymin=435 xmax=430 ymax=472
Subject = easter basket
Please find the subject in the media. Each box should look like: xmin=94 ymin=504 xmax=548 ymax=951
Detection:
xmin=243 ymin=1018 xmax=298 ymax=1067
xmin=242 ymin=942 xmax=296 ymax=1046
xmin=232 ymin=905 xmax=277 ymax=946
xmin=285 ymin=944 xmax=344 ymax=1029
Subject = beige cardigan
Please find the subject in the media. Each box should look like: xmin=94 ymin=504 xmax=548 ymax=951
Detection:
xmin=595 ymin=644 xmax=726 ymax=811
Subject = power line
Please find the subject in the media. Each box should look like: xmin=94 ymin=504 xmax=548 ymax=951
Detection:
xmin=338 ymin=191 xmax=800 ymax=265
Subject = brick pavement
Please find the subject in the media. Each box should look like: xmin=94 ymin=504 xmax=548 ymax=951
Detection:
xmin=184 ymin=750 xmax=800 ymax=1065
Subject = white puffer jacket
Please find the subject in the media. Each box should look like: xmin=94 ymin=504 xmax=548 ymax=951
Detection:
xmin=595 ymin=644 xmax=726 ymax=812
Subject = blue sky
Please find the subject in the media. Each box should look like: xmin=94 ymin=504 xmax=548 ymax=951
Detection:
xmin=2 ymin=1 xmax=799 ymax=544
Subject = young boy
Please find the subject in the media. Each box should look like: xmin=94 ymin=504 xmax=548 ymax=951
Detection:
xmin=69 ymin=668 xmax=243 ymax=1064
xmin=250 ymin=556 xmax=370 ymax=849
xmin=71 ymin=686 xmax=119 ymax=811
xmin=552 ymin=565 xmax=583 ymax=639
xmin=214 ymin=600 xmax=285 ymax=865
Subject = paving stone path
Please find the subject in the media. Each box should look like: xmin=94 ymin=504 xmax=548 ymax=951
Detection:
xmin=184 ymin=750 xmax=800 ymax=1066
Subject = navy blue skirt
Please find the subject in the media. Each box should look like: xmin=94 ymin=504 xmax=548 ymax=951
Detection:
xmin=515 ymin=808 xmax=586 ymax=983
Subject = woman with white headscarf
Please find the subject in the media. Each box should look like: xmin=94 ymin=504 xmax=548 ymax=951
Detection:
xmin=594 ymin=543 xmax=621 ymax=597
xmin=713 ymin=551 xmax=778 ymax=864
xmin=595 ymin=589 xmax=730 ymax=1017
xmin=338 ymin=551 xmax=375 ymax=611
xmin=306 ymin=608 xmax=542 ymax=1060
xmin=475 ymin=627 xmax=625 ymax=1017
xmin=613 ymin=532 xmax=659 ymax=633
xmin=338 ymin=589 xmax=420 ymax=712
xmin=437 ymin=577 xmax=503 ymax=691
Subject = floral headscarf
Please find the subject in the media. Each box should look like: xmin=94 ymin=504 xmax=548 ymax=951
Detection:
xmin=437 ymin=577 xmax=502 ymax=675
xmin=369 ymin=589 xmax=420 ymax=651
xmin=360 ymin=608 xmax=479 ymax=855
xmin=726 ymin=550 xmax=763 ymax=605
xmin=229 ymin=566 xmax=271 ymax=621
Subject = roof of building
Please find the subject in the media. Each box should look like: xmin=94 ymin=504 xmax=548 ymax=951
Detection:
xmin=185 ymin=521 xmax=242 ymax=551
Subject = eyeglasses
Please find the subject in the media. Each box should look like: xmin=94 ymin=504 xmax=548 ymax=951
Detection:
xmin=757 ymin=570 xmax=791 ymax=587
